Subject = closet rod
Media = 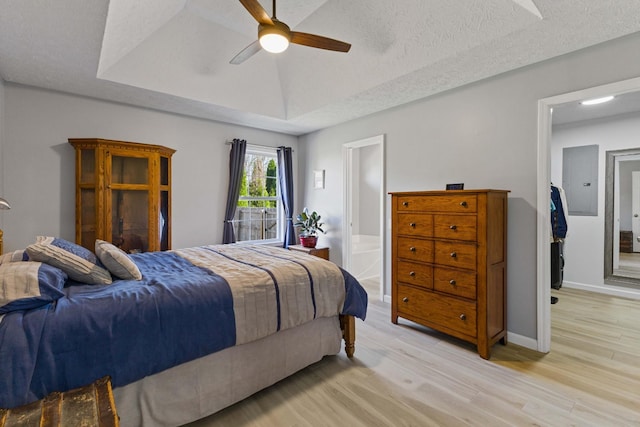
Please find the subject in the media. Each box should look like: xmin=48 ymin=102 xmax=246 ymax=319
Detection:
xmin=225 ymin=140 xmax=293 ymax=152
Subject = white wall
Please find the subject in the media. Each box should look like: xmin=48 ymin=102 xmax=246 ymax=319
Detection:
xmin=299 ymin=32 xmax=640 ymax=340
xmin=3 ymin=84 xmax=298 ymax=251
xmin=551 ymin=113 xmax=640 ymax=288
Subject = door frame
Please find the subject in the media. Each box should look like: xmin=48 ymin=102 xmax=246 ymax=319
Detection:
xmin=632 ymin=171 xmax=640 ymax=253
xmin=342 ymin=134 xmax=386 ymax=300
xmin=537 ymin=76 xmax=640 ymax=353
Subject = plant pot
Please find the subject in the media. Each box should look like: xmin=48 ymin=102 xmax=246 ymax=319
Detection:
xmin=299 ymin=235 xmax=317 ymax=248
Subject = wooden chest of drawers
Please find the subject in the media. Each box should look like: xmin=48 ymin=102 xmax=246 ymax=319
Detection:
xmin=390 ymin=190 xmax=509 ymax=359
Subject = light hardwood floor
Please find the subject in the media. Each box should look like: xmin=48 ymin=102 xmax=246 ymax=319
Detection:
xmin=615 ymin=252 xmax=640 ymax=280
xmin=186 ymin=287 xmax=640 ymax=426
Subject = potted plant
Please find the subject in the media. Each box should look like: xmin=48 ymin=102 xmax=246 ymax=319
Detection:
xmin=294 ymin=208 xmax=325 ymax=248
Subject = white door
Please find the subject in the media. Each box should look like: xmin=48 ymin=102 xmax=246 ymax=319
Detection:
xmin=632 ymin=171 xmax=640 ymax=252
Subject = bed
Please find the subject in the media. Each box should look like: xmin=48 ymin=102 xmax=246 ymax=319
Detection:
xmin=0 ymin=238 xmax=368 ymax=426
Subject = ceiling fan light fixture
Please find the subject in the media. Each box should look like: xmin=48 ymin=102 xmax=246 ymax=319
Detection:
xmin=259 ymin=21 xmax=290 ymax=53
xmin=260 ymin=33 xmax=289 ymax=53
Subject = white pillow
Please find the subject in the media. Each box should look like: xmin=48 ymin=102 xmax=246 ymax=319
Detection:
xmin=26 ymin=236 xmax=112 ymax=285
xmin=95 ymin=239 xmax=142 ymax=280
xmin=0 ymin=249 xmax=29 ymax=265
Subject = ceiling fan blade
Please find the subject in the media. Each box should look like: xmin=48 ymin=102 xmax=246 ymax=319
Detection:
xmin=230 ymin=40 xmax=262 ymax=65
xmin=239 ymin=0 xmax=273 ymax=26
xmin=290 ymin=32 xmax=351 ymax=52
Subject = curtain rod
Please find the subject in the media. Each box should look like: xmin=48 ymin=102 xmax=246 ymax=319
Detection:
xmin=225 ymin=140 xmax=293 ymax=152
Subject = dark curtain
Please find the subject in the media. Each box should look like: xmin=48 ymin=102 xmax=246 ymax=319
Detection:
xmin=277 ymin=146 xmax=296 ymax=248
xmin=222 ymin=139 xmax=247 ymax=244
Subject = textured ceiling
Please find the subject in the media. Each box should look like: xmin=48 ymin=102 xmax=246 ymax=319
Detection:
xmin=1 ymin=0 xmax=640 ymax=135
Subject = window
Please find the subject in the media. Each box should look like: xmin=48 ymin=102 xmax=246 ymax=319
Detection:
xmin=233 ymin=146 xmax=281 ymax=242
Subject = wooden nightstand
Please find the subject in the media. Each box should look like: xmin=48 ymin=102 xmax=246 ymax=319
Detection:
xmin=288 ymin=245 xmax=329 ymax=260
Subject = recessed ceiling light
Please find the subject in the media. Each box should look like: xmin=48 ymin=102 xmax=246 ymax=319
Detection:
xmin=581 ymin=96 xmax=615 ymax=106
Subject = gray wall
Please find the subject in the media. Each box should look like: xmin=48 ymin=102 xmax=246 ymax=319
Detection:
xmin=1 ymin=84 xmax=298 ymax=251
xmin=298 ymin=32 xmax=640 ymax=341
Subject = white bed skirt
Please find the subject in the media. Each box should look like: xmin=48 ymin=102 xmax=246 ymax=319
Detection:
xmin=114 ymin=316 xmax=342 ymax=426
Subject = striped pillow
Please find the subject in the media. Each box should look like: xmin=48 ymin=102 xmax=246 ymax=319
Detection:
xmin=0 ymin=261 xmax=67 ymax=313
xmin=95 ymin=239 xmax=142 ymax=280
xmin=0 ymin=249 xmax=29 ymax=264
xmin=26 ymin=237 xmax=112 ymax=285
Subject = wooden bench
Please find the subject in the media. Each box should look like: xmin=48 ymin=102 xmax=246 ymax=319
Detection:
xmin=0 ymin=376 xmax=119 ymax=427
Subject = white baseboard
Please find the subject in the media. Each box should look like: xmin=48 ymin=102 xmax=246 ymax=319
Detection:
xmin=507 ymin=331 xmax=539 ymax=352
xmin=562 ymin=281 xmax=640 ymax=300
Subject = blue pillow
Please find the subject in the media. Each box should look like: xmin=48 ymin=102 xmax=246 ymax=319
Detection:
xmin=25 ymin=236 xmax=112 ymax=285
xmin=0 ymin=261 xmax=67 ymax=314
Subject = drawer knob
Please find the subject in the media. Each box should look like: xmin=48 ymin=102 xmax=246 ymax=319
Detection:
xmin=402 ymin=297 xmax=409 ymax=303
xmin=460 ymin=201 xmax=467 ymax=207
xmin=409 ymin=271 xmax=416 ymax=277
xmin=410 ymin=247 xmax=416 ymax=252
xmin=403 ymin=201 xmax=409 ymax=207
xmin=450 ymin=252 xmax=457 ymax=258
xmin=410 ymin=222 xmax=416 ymax=228
xmin=449 ymin=225 xmax=457 ymax=230
xmin=449 ymin=279 xmax=456 ymax=285
xmin=459 ymin=314 xmax=466 ymax=321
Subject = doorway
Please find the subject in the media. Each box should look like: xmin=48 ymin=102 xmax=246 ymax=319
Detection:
xmin=342 ymin=135 xmax=385 ymax=301
xmin=537 ymin=76 xmax=640 ymax=353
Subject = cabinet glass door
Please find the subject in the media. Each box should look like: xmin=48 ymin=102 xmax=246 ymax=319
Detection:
xmin=111 ymin=190 xmax=149 ymax=253
xmin=111 ymin=156 xmax=148 ymax=184
xmin=110 ymin=154 xmax=150 ymax=253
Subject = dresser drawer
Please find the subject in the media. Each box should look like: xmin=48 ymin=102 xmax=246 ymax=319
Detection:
xmin=397 ymin=285 xmax=477 ymax=337
xmin=397 ymin=237 xmax=434 ymax=263
xmin=396 ymin=195 xmax=477 ymax=213
xmin=396 ymin=260 xmax=433 ymax=289
xmin=434 ymin=267 xmax=477 ymax=299
xmin=396 ymin=213 xmax=433 ymax=237
xmin=434 ymin=241 xmax=476 ymax=270
xmin=434 ymin=215 xmax=477 ymax=241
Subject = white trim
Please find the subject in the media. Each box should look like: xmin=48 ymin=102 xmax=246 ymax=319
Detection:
xmin=507 ymin=331 xmax=538 ymax=350
xmin=342 ymin=135 xmax=386 ymax=301
xmin=536 ymin=76 xmax=640 ymax=354
xmin=536 ymin=98 xmax=552 ymax=353
xmin=238 ymin=147 xmax=282 ymax=243
xmin=563 ymin=281 xmax=640 ymax=300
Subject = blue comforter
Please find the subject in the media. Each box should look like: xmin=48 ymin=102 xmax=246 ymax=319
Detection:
xmin=0 ymin=245 xmax=367 ymax=408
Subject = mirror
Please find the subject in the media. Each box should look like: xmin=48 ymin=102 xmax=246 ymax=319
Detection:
xmin=605 ymin=147 xmax=640 ymax=286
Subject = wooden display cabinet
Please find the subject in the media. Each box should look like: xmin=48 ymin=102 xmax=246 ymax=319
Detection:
xmin=69 ymin=138 xmax=175 ymax=253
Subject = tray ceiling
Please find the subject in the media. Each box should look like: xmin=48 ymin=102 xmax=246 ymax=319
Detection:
xmin=1 ymin=0 xmax=640 ymax=135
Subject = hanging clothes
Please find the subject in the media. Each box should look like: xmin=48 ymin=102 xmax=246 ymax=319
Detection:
xmin=550 ymin=184 xmax=568 ymax=300
xmin=550 ymin=184 xmax=568 ymax=241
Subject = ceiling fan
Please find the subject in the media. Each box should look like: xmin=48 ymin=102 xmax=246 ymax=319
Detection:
xmin=230 ymin=0 xmax=351 ymax=65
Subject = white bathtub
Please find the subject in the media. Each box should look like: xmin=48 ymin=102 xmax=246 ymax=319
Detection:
xmin=350 ymin=234 xmax=380 ymax=280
